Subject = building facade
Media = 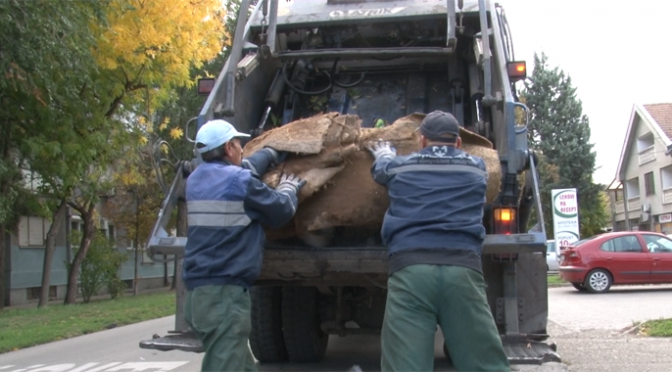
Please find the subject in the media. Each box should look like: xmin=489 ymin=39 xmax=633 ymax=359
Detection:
xmin=609 ymin=103 xmax=672 ymax=234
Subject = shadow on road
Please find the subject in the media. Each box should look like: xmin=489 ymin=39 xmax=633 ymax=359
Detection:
xmin=258 ymin=333 xmax=455 ymax=372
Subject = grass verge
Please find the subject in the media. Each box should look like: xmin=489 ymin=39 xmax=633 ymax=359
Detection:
xmin=547 ymin=274 xmax=568 ymax=286
xmin=0 ymin=291 xmax=175 ymax=354
xmin=640 ymin=318 xmax=672 ymax=337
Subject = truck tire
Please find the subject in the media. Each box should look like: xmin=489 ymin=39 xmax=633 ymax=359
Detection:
xmin=250 ymin=286 xmax=289 ymax=363
xmin=282 ymin=287 xmax=329 ymax=362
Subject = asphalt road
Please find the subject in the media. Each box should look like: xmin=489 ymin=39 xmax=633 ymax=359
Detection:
xmin=1 ymin=284 xmax=671 ymax=372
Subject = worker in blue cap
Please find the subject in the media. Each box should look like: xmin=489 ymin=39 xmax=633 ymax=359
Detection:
xmin=368 ymin=111 xmax=510 ymax=372
xmin=183 ymin=119 xmax=306 ymax=372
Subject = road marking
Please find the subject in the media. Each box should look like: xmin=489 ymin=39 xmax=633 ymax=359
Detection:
xmin=8 ymin=365 xmax=45 ymax=372
xmin=1 ymin=363 xmax=189 ymax=372
xmin=106 ymin=363 xmax=188 ymax=371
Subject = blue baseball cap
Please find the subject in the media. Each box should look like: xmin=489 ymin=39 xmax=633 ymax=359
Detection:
xmin=195 ymin=119 xmax=250 ymax=154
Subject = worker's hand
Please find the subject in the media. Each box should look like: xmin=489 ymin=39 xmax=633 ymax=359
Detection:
xmin=275 ymin=173 xmax=307 ymax=196
xmin=264 ymin=147 xmax=288 ymax=165
xmin=367 ymin=140 xmax=396 ymax=160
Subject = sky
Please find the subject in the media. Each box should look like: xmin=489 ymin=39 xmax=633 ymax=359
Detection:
xmin=499 ymin=0 xmax=672 ymax=185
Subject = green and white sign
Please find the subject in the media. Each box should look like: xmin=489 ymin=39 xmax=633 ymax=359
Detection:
xmin=552 ymin=188 xmax=580 ymax=248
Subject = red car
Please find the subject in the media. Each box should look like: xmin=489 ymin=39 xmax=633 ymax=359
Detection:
xmin=558 ymin=231 xmax=672 ymax=293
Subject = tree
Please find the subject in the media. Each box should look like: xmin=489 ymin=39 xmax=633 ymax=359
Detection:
xmin=60 ymin=0 xmax=227 ymax=303
xmin=521 ymin=53 xmax=609 ymax=238
xmin=0 ymin=0 xmax=112 ymax=309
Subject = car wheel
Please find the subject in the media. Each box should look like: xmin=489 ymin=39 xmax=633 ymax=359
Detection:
xmin=584 ymin=269 xmax=612 ymax=293
xmin=571 ymin=283 xmax=588 ymax=292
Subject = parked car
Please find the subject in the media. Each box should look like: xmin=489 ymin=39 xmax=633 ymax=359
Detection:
xmin=546 ymin=240 xmax=559 ymax=271
xmin=559 ymin=231 xmax=672 ymax=293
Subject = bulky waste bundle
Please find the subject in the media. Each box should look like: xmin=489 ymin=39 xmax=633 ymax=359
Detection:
xmin=243 ymin=112 xmax=501 ymax=241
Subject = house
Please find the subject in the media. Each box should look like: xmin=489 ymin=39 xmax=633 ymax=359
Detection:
xmin=3 ymin=170 xmax=175 ymax=307
xmin=608 ymin=103 xmax=672 ymax=234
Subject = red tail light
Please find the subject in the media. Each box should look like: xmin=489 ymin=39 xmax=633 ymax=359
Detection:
xmin=560 ymin=248 xmax=581 ymax=264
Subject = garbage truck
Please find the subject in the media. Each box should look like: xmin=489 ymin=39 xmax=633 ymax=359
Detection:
xmin=140 ymin=0 xmax=560 ymax=365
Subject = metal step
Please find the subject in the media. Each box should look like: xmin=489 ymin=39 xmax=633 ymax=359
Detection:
xmin=140 ymin=332 xmax=561 ymax=366
xmin=139 ymin=331 xmax=203 ymax=353
xmin=503 ymin=340 xmax=561 ymax=365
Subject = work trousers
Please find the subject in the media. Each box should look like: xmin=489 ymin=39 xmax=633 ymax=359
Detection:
xmin=185 ymin=284 xmax=257 ymax=372
xmin=381 ymin=264 xmax=510 ymax=372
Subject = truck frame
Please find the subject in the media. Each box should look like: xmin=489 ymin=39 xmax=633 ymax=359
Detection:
xmin=140 ymin=0 xmax=560 ymax=365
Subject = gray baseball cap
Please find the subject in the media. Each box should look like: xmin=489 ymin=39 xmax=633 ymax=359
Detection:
xmin=418 ymin=111 xmax=460 ymax=143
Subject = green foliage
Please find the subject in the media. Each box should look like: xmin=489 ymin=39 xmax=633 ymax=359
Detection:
xmin=0 ymin=292 xmax=175 ymax=353
xmin=641 ymin=318 xmax=672 ymax=337
xmin=69 ymin=231 xmax=128 ymax=303
xmin=522 ymin=52 xmax=609 ymax=238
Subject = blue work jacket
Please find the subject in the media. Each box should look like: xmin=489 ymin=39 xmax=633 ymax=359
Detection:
xmin=183 ymin=151 xmax=296 ymax=290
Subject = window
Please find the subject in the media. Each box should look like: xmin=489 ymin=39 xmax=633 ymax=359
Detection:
xmin=642 ymin=234 xmax=672 ymax=253
xmin=645 ymin=172 xmax=655 ymax=195
xmin=600 ymin=235 xmax=642 ymax=253
xmin=626 ymin=177 xmax=640 ymax=199
xmin=636 ymin=132 xmax=654 ymax=153
xmin=17 ymin=216 xmax=51 ymax=247
xmin=615 ymin=189 xmax=623 ymax=201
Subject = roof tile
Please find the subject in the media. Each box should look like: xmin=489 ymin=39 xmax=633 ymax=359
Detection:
xmin=643 ymin=103 xmax=672 ymax=140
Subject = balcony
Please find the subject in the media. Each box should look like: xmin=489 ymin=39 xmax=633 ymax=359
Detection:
xmin=615 ymin=201 xmax=624 ymax=213
xmin=628 ymin=198 xmax=641 ymax=211
xmin=638 ymin=146 xmax=656 ymax=165
xmin=664 ymin=188 xmax=672 ymax=205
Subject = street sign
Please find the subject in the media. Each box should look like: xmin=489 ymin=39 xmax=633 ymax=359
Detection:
xmin=552 ymin=188 xmax=580 ymax=248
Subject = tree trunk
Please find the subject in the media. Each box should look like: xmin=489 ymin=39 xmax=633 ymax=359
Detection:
xmin=133 ymin=195 xmax=140 ymax=296
xmin=38 ymin=199 xmax=67 ymax=308
xmin=0 ymin=224 xmax=6 ymax=311
xmin=64 ymin=202 xmax=96 ymax=304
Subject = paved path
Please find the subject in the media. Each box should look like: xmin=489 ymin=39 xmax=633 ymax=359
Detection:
xmin=548 ymin=284 xmax=672 ymax=332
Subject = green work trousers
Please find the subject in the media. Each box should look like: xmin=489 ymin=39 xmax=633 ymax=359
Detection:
xmin=184 ymin=284 xmax=257 ymax=372
xmin=381 ymin=264 xmax=510 ymax=372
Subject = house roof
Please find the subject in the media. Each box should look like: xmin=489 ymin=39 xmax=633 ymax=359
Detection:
xmin=643 ymin=103 xmax=672 ymax=140
xmin=615 ymin=103 xmax=672 ymax=181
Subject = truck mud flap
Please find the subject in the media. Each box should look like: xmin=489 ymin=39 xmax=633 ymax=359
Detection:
xmin=504 ymin=340 xmax=561 ymax=365
xmin=139 ymin=331 xmax=204 ymax=353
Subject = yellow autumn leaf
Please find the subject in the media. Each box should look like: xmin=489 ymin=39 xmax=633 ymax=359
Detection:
xmin=90 ymin=0 xmax=227 ymax=108
xmin=139 ymin=136 xmax=148 ymax=145
xmin=158 ymin=117 xmax=170 ymax=131
xmin=169 ymin=127 xmax=184 ymax=140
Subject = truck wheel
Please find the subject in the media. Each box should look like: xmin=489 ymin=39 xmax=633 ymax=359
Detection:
xmin=250 ymin=286 xmax=289 ymax=363
xmin=282 ymin=287 xmax=329 ymax=363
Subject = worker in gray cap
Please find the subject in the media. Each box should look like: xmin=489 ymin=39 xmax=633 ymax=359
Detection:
xmin=183 ymin=119 xmax=306 ymax=372
xmin=368 ymin=111 xmax=509 ymax=372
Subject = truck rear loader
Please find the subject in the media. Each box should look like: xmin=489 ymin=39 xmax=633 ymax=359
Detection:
xmin=140 ymin=0 xmax=560 ymax=365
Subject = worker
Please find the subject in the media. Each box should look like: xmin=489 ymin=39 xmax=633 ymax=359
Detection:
xmin=368 ymin=111 xmax=510 ymax=372
xmin=183 ymin=119 xmax=306 ymax=372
